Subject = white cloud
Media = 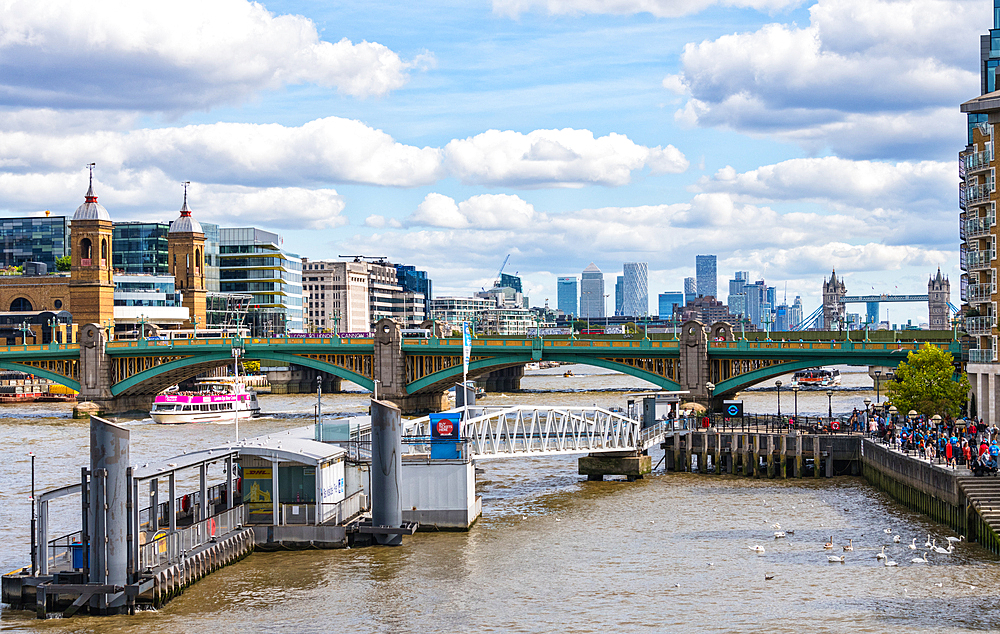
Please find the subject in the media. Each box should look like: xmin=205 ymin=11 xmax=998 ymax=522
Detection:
xmin=493 ymin=0 xmax=802 ymax=18
xmin=0 ymin=117 xmax=445 ymax=188
xmin=0 ymin=0 xmax=424 ymax=111
xmin=409 ymin=193 xmax=543 ymax=229
xmin=668 ymin=0 xmax=983 ymax=158
xmin=364 ymin=214 xmax=401 ymax=228
xmin=444 ymin=128 xmax=688 ymax=188
xmin=697 ymin=157 xmax=954 ymax=211
xmin=0 ymin=170 xmax=346 ymax=230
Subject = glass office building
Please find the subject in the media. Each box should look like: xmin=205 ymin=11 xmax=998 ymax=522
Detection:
xmin=658 ymin=291 xmax=684 ymax=320
xmin=0 ymin=215 xmax=68 ymax=270
xmin=557 ymin=276 xmax=577 ymax=317
xmin=218 ymin=227 xmax=303 ymax=334
xmin=112 ymin=222 xmax=169 ymax=275
xmin=695 ymin=254 xmax=717 ymax=298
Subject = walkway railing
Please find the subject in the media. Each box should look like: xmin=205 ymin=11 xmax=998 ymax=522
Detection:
xmin=138 ymin=505 xmax=244 ymax=570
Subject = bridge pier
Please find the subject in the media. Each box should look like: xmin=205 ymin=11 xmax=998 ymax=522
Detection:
xmin=793 ymin=433 xmax=803 ymax=477
xmin=578 ymin=451 xmax=651 ymax=481
xmin=813 ymin=437 xmax=822 ymax=478
xmin=480 ymin=366 xmax=523 ymax=392
xmin=374 ymin=318 xmax=449 ymax=415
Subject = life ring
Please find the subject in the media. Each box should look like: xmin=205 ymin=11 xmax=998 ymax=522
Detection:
xmin=831 ymin=422 xmax=840 ymax=431
xmin=209 ymin=517 xmax=217 ymax=537
xmin=181 ymin=494 xmax=191 ymax=513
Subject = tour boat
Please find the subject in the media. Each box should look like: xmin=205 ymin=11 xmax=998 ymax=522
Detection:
xmin=150 ymin=382 xmax=260 ymax=424
xmin=790 ymin=367 xmax=842 ymax=388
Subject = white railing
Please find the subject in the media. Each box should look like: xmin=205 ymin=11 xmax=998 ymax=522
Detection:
xmin=970 ymin=348 xmax=996 ymax=363
xmin=966 ymin=214 xmax=994 ymax=239
xmin=967 ymin=283 xmax=994 ymax=304
xmin=412 ymin=406 xmax=646 ymax=458
xmin=138 ymin=505 xmax=244 ymax=570
xmin=966 ymin=183 xmax=994 ymax=206
xmin=966 ymin=149 xmax=992 ymax=173
xmin=967 ymin=250 xmax=995 ymax=270
xmin=278 ymin=492 xmax=367 ymax=525
xmin=966 ymin=315 xmax=996 ymax=336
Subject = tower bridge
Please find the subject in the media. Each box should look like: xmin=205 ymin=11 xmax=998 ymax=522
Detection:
xmin=0 ymin=318 xmax=959 ymax=415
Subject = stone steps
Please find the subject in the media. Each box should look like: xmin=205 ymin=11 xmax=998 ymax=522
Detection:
xmin=957 ymin=477 xmax=1000 ymax=538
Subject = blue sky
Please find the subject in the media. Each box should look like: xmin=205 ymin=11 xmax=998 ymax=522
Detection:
xmin=0 ymin=0 xmax=985 ymax=323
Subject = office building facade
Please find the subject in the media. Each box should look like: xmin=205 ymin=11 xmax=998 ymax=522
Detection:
xmin=580 ymin=263 xmax=605 ymax=319
xmin=0 ymin=215 xmax=69 ymax=271
xmin=695 ymin=255 xmax=717 ymax=298
xmin=683 ymin=277 xmax=697 ymax=305
xmin=658 ymin=291 xmax=684 ymax=319
xmin=557 ymin=276 xmax=578 ymax=317
xmin=112 ymin=222 xmax=169 ymax=275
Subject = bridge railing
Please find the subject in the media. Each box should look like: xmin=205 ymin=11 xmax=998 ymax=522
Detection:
xmin=410 ymin=406 xmax=643 ymax=458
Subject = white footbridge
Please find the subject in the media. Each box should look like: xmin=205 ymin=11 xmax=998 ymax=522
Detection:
xmin=408 ymin=405 xmax=669 ymax=459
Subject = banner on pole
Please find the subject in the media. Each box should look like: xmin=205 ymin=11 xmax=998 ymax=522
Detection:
xmin=462 ymin=321 xmax=471 ymax=377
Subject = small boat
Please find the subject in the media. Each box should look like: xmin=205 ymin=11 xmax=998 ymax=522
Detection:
xmin=563 ymin=370 xmax=574 ymax=377
xmin=151 ymin=381 xmax=260 ymax=424
xmin=791 ymin=367 xmax=841 ymax=388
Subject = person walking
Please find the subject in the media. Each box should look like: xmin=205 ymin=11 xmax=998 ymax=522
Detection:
xmin=945 ymin=440 xmax=954 ymax=468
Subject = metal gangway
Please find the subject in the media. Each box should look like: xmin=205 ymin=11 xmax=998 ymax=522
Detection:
xmin=410 ymin=405 xmax=668 ymax=459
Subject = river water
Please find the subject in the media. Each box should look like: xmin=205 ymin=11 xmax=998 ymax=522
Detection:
xmin=1 ymin=366 xmax=998 ymax=633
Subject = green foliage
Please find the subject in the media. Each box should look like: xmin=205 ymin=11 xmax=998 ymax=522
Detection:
xmin=242 ymin=360 xmax=261 ymax=374
xmin=885 ymin=344 xmax=970 ymax=418
xmin=572 ymin=319 xmax=587 ymax=332
xmin=55 ymin=256 xmax=71 ymax=272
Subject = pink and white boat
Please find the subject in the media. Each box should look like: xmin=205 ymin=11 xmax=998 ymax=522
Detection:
xmin=151 ymin=382 xmax=260 ymax=424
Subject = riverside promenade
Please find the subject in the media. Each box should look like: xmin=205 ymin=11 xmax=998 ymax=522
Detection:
xmin=664 ymin=426 xmax=1000 ymax=555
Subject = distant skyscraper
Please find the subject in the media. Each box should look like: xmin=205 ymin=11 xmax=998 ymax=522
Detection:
xmin=684 ymin=277 xmax=697 ymax=305
xmin=728 ymin=271 xmax=748 ymax=317
xmin=696 ymin=255 xmax=717 ymax=298
xmin=615 ymin=275 xmax=624 ymax=316
xmin=557 ymin=276 xmax=578 ymax=317
xmin=789 ymin=296 xmax=803 ymax=329
xmin=580 ymin=263 xmax=605 ymax=319
xmin=658 ymin=291 xmax=683 ymax=319
xmin=621 ymin=263 xmax=648 ymax=317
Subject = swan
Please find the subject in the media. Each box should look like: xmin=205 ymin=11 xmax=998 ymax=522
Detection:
xmin=749 ymin=545 xmax=765 ymax=553
xmin=911 ymin=552 xmax=929 ymax=563
xmin=843 ymin=539 xmax=854 ymax=552
xmin=876 ymin=546 xmax=887 ymax=561
xmin=883 ymin=528 xmax=893 ymax=534
xmin=933 ymin=543 xmax=954 ymax=555
xmin=909 ymin=538 xmax=917 ymax=550
xmin=925 ymin=535 xmax=932 ymax=548
xmin=772 ymin=523 xmax=781 ymax=529
xmin=774 ymin=531 xmax=786 ymax=539
xmin=824 ymin=537 xmax=834 ymax=550
xmin=893 ymin=535 xmax=901 ymax=543
xmin=946 ymin=535 xmax=965 ymax=544
xmin=884 ymin=559 xmax=898 ymax=567
xmin=827 ymin=555 xmax=845 ymax=563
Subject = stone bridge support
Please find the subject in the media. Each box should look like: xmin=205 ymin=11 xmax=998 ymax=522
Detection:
xmin=266 ymin=365 xmax=342 ymax=394
xmin=374 ymin=318 xmax=448 ymax=415
xmin=74 ymin=324 xmax=152 ymax=416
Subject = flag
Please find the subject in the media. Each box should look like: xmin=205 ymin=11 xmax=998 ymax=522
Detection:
xmin=462 ymin=321 xmax=471 ymax=378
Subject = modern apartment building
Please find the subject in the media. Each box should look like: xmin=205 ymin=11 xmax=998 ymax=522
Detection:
xmin=218 ymin=227 xmax=303 ymax=334
xmin=683 ymin=277 xmax=697 ymax=305
xmin=621 ymin=262 xmax=648 ymax=317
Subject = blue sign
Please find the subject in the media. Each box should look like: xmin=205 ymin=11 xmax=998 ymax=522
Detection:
xmin=724 ymin=400 xmax=744 ymax=417
xmin=430 ymin=412 xmax=462 ymax=459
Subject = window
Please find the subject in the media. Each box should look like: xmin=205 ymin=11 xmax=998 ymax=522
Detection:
xmin=80 ymin=238 xmax=92 ymax=260
xmin=101 ymin=239 xmax=108 ymax=261
xmin=10 ymin=298 xmax=31 ymax=311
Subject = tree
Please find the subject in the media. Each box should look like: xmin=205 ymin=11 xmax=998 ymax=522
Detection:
xmin=242 ymin=360 xmax=261 ymax=374
xmin=885 ymin=344 xmax=970 ymax=418
xmin=55 ymin=256 xmax=71 ymax=271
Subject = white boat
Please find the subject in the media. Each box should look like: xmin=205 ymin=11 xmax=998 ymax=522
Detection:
xmin=151 ymin=382 xmax=260 ymax=424
xmin=790 ymin=367 xmax=842 ymax=388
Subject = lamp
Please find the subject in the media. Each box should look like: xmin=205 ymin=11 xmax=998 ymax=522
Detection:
xmin=775 ymin=380 xmax=782 ymax=417
xmin=826 ymin=389 xmax=834 ymax=419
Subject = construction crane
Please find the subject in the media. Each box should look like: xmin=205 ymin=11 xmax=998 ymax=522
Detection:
xmin=494 ymin=254 xmax=510 ymax=288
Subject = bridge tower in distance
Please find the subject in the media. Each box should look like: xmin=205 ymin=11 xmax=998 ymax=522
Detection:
xmin=927 ymin=268 xmax=951 ymax=330
xmin=822 ymin=269 xmax=846 ymax=330
xmin=68 ymin=165 xmax=115 ymax=328
xmin=168 ymin=182 xmax=207 ymax=329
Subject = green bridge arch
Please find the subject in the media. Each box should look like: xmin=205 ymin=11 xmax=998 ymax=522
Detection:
xmin=0 ymin=361 xmax=81 ymax=392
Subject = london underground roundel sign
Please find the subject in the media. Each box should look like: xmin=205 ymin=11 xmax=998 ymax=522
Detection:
xmin=727 ymin=404 xmax=740 ymax=416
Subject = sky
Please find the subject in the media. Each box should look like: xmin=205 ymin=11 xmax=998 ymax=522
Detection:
xmin=0 ymin=0 xmax=984 ymax=324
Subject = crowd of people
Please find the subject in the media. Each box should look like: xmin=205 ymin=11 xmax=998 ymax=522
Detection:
xmin=854 ymin=407 xmax=1000 ymax=469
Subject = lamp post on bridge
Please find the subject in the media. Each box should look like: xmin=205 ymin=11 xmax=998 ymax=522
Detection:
xmin=775 ymin=380 xmax=782 ymax=418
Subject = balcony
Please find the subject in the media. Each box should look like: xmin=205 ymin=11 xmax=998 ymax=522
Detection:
xmin=967 ymin=283 xmax=994 ymax=304
xmin=966 ymin=249 xmax=995 ymax=271
xmin=960 ymin=184 xmax=967 ymax=210
xmin=966 ymin=183 xmax=994 ymax=206
xmin=966 ymin=315 xmax=996 ymax=336
xmin=969 ymin=348 xmax=996 ymax=364
xmin=966 ymin=149 xmax=993 ymax=175
xmin=966 ymin=215 xmax=995 ymax=239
